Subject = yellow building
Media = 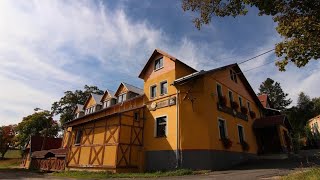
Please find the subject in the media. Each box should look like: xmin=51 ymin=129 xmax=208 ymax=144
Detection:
xmin=308 ymin=115 xmax=320 ymax=134
xmin=61 ymin=49 xmax=289 ymax=172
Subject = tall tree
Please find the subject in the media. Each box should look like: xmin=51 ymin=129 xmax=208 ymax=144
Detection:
xmin=15 ymin=111 xmax=59 ymax=147
xmin=0 ymin=125 xmax=16 ymax=159
xmin=258 ymin=78 xmax=292 ymax=110
xmin=182 ymin=0 xmax=320 ymax=71
xmin=52 ymin=85 xmax=104 ymax=125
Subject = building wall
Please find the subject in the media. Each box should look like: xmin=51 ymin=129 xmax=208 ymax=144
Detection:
xmin=141 ymin=55 xmax=180 ymax=170
xmin=308 ymin=115 xmax=320 ymax=134
xmin=175 ymin=67 xmax=261 ymax=170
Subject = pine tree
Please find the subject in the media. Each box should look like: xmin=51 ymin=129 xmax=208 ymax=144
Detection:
xmin=258 ymin=78 xmax=292 ymax=110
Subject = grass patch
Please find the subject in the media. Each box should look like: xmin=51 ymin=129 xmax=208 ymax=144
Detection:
xmin=3 ymin=150 xmax=22 ymax=159
xmin=282 ymin=168 xmax=320 ymax=180
xmin=0 ymin=158 xmax=21 ymax=169
xmin=53 ymin=169 xmax=194 ymax=179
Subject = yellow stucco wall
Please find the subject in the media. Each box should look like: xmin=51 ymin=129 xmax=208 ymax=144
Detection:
xmin=177 ymin=67 xmax=261 ymax=154
xmin=142 ymin=54 xmax=178 ymax=151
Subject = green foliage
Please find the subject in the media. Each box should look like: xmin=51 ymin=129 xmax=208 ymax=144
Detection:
xmin=51 ymin=85 xmax=104 ymax=125
xmin=15 ymin=111 xmax=59 ymax=147
xmin=0 ymin=125 xmax=16 ymax=159
xmin=52 ymin=169 xmax=194 ymax=179
xmin=182 ymin=0 xmax=320 ymax=70
xmin=258 ymin=78 xmax=292 ymax=110
xmin=282 ymin=168 xmax=320 ymax=180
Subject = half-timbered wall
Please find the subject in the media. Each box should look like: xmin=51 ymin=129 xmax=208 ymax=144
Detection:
xmin=66 ymin=108 xmax=144 ymax=172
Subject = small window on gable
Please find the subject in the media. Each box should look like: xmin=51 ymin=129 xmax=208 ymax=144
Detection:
xmin=75 ymin=129 xmax=82 ymax=145
xmin=160 ymin=81 xmax=168 ymax=95
xmin=118 ymin=93 xmax=127 ymax=103
xmin=218 ymin=119 xmax=227 ymax=139
xmin=154 ymin=57 xmax=163 ymax=70
xmin=156 ymin=116 xmax=167 ymax=137
xmin=237 ymin=125 xmax=245 ymax=143
xmin=150 ymin=85 xmax=157 ymax=98
xmin=239 ymin=96 xmax=243 ymax=107
xmin=230 ymin=70 xmax=237 ymax=83
xmin=216 ymin=84 xmax=223 ymax=98
xmin=134 ymin=112 xmax=139 ymax=121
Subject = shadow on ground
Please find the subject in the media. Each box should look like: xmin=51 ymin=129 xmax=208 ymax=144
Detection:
xmin=232 ymin=150 xmax=320 ymax=171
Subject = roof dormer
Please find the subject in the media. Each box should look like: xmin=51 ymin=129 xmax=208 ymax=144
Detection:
xmin=114 ymin=82 xmax=143 ymax=103
xmin=83 ymin=93 xmax=103 ymax=115
xmin=101 ymin=89 xmax=117 ymax=108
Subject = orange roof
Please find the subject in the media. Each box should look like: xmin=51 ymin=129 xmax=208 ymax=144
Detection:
xmin=258 ymin=94 xmax=268 ymax=108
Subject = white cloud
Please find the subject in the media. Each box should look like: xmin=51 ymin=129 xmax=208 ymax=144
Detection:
xmin=0 ymin=0 xmax=318 ymax=125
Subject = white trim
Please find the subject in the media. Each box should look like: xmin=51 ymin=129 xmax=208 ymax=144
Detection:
xmin=154 ymin=57 xmax=164 ymax=71
xmin=160 ymin=80 xmax=168 ymax=95
xmin=150 ymin=84 xmax=157 ymax=99
xmin=247 ymin=101 xmax=251 ymax=111
xmin=217 ymin=117 xmax=228 ymax=138
xmin=154 ymin=115 xmax=168 ymax=138
xmin=238 ymin=95 xmax=243 ymax=107
xmin=228 ymin=89 xmax=234 ymax=103
xmin=216 ymin=82 xmax=223 ymax=97
xmin=237 ymin=124 xmax=245 ymax=142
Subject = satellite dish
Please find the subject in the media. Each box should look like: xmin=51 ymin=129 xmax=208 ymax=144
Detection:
xmin=150 ymin=102 xmax=157 ymax=109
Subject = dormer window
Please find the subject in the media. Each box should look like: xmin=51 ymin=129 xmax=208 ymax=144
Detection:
xmin=230 ymin=70 xmax=237 ymax=83
xmin=154 ymin=57 xmax=163 ymax=70
xmin=118 ymin=93 xmax=127 ymax=103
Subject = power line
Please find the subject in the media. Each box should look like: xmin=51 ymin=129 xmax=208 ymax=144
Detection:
xmin=238 ymin=49 xmax=275 ymax=64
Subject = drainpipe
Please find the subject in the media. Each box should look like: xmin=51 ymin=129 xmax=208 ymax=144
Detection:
xmin=176 ymin=89 xmax=180 ymax=169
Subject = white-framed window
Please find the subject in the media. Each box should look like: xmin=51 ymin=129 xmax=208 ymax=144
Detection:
xmin=239 ymin=96 xmax=243 ymax=107
xmin=155 ymin=116 xmax=167 ymax=137
xmin=103 ymin=100 xmax=110 ymax=108
xmin=150 ymin=85 xmax=157 ymax=98
xmin=237 ymin=125 xmax=245 ymax=143
xmin=218 ymin=118 xmax=227 ymax=139
xmin=216 ymin=83 xmax=223 ymax=98
xmin=160 ymin=81 xmax=168 ymax=95
xmin=228 ymin=90 xmax=234 ymax=105
xmin=75 ymin=129 xmax=83 ymax=145
xmin=230 ymin=69 xmax=237 ymax=83
xmin=154 ymin=57 xmax=163 ymax=70
xmin=247 ymin=101 xmax=251 ymax=111
xmin=118 ymin=93 xmax=127 ymax=103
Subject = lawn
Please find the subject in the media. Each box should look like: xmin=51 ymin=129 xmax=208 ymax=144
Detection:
xmin=52 ymin=169 xmax=197 ymax=179
xmin=282 ymin=168 xmax=320 ymax=180
xmin=0 ymin=158 xmax=21 ymax=169
xmin=3 ymin=150 xmax=22 ymax=159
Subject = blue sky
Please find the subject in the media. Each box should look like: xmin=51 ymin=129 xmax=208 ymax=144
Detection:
xmin=0 ymin=0 xmax=319 ymax=125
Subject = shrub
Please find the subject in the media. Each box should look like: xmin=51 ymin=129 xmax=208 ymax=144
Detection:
xmin=231 ymin=101 xmax=239 ymax=110
xmin=240 ymin=106 xmax=248 ymax=114
xmin=218 ymin=96 xmax=227 ymax=107
xmin=249 ymin=111 xmax=256 ymax=119
xmin=241 ymin=141 xmax=249 ymax=151
xmin=221 ymin=138 xmax=232 ymax=149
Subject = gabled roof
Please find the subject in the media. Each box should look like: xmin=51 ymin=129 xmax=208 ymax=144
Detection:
xmin=258 ymin=94 xmax=272 ymax=108
xmin=173 ymin=63 xmax=264 ymax=109
xmin=83 ymin=93 xmax=103 ymax=108
xmin=138 ymin=49 xmax=197 ymax=79
xmin=25 ymin=136 xmax=62 ymax=152
xmin=101 ymin=89 xmax=116 ymax=102
xmin=253 ymin=115 xmax=292 ymax=130
xmin=114 ymin=82 xmax=144 ymax=96
xmin=73 ymin=104 xmax=84 ymax=114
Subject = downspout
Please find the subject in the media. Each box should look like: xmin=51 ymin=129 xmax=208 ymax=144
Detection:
xmin=176 ymin=89 xmax=180 ymax=169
